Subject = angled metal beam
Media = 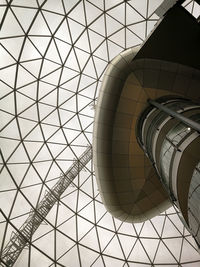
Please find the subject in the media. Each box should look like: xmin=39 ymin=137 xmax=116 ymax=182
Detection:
xmin=0 ymin=146 xmax=92 ymax=267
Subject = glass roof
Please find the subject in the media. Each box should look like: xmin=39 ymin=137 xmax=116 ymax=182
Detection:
xmin=0 ymin=0 xmax=200 ymax=266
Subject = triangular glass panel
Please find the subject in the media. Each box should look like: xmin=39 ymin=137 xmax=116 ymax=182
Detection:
xmin=64 ymin=115 xmax=81 ymax=130
xmin=0 ymin=110 xmax=14 ymax=131
xmin=24 ymin=141 xmax=43 ymax=161
xmin=107 ymin=40 xmax=123 ymax=60
xmin=98 ymin=212 xmax=115 ymax=232
xmin=38 ymin=80 xmax=56 ymax=100
xmin=42 ymin=0 xmax=64 ymax=14
xmin=19 ymin=103 xmax=38 ymax=122
xmin=8 ymin=143 xmax=29 ymax=163
xmin=89 ymin=14 xmax=105 ymax=36
xmin=45 ymin=40 xmax=62 ymax=64
xmin=41 ymin=89 xmax=58 ymax=107
xmin=57 ymin=244 xmax=80 ymax=266
xmin=0 ymin=43 xmax=15 ymax=68
xmin=163 ymin=237 xmax=182 ymax=260
xmin=12 ymin=6 xmax=37 ymax=32
xmin=106 ymin=14 xmax=123 ymax=36
xmin=28 ymin=12 xmax=51 ymax=35
xmin=20 ymin=38 xmax=41 ymax=61
xmin=67 ymin=18 xmax=85 ymax=43
xmin=128 ymin=0 xmax=147 ymax=19
xmin=126 ymin=28 xmax=142 ymax=48
xmin=56 ymin=202 xmax=75 ymax=226
xmin=79 ymin=227 xmax=100 ymax=251
xmin=47 ymin=143 xmax=66 ymax=159
xmin=161 ymin=217 xmax=182 ymax=238
xmin=11 ymin=0 xmax=38 ymax=8
xmin=56 ymin=231 xmax=75 ymax=259
xmin=0 ymin=167 xmax=16 ymax=191
xmin=118 ymin=221 xmax=136 ymax=236
xmin=140 ymin=220 xmax=159 ymax=238
xmin=0 ymin=37 xmax=24 ymax=63
xmin=34 ymin=144 xmax=53 ymax=161
xmin=93 ymin=200 xmax=107 ymax=223
xmin=107 ymin=3 xmax=125 ymax=24
xmin=55 ymin=39 xmax=71 ymax=63
xmin=68 ymin=1 xmax=85 ymax=26
xmin=33 ymin=160 xmax=52 ymax=182
xmin=77 ymin=189 xmax=93 ymax=212
xmin=74 ymin=48 xmax=90 ymax=70
xmin=30 ymin=36 xmax=51 ymax=56
xmin=0 ymin=65 xmax=17 ymax=88
xmin=0 ymin=119 xmax=20 ymax=139
xmin=33 ymin=229 xmax=55 ymax=259
xmin=93 ymin=40 xmax=109 ymax=61
xmin=109 ymin=28 xmax=125 ymax=49
xmin=42 ymin=10 xmax=63 ymax=33
xmin=105 ymin=0 xmax=122 ymax=10
xmin=18 ymin=117 xmax=38 ymax=139
xmin=59 ymin=95 xmax=77 ymax=112
xmin=141 ymin=238 xmax=160 ymax=262
xmin=128 ymin=239 xmax=150 ymax=263
xmin=103 ymin=235 xmax=125 ymax=259
xmin=75 ymin=31 xmax=90 ymax=53
xmin=60 ymin=75 xmax=79 ymax=93
xmin=47 ymin=128 xmax=66 ymax=144
xmin=54 ymin=19 xmax=71 ymax=43
xmin=0 ymin=9 xmax=24 ymax=37
xmin=154 ymin=240 xmax=177 ymax=264
xmin=0 ymin=190 xmax=16 ymax=216
xmin=8 ymin=163 xmax=29 ymax=186
xmin=78 ymin=74 xmax=96 ymax=91
xmin=0 ymin=80 xmax=13 ymax=99
xmin=17 ymin=82 xmax=37 ymax=101
xmin=79 ymin=246 xmax=99 ymax=267
xmin=89 ymin=255 xmax=104 ymax=267
xmin=93 ymin=57 xmax=107 ymax=79
xmin=77 ymin=215 xmax=94 ymax=240
xmin=84 ymin=1 xmax=102 ymax=25
xmin=11 ymin=190 xmax=32 ymax=218
xmin=26 ymin=246 xmax=52 ymax=266
xmin=180 ymin=238 xmax=200 ymax=262
xmin=16 ymin=65 xmax=36 ymax=88
xmin=25 ymin=124 xmax=43 ymax=141
xmin=79 ymin=176 xmax=93 ymax=196
xmin=150 ymin=215 xmax=165 ymax=237
xmin=38 ymin=102 xmax=55 ymax=120
xmin=89 ymin=30 xmax=105 ymax=51
xmin=78 ymin=201 xmax=94 ymax=222
xmin=61 ymin=190 xmax=78 ymax=212
xmin=64 ymin=49 xmax=80 ymax=72
xmin=21 ymin=59 xmax=42 ymax=79
xmin=58 ymin=108 xmax=75 ymax=126
xmin=118 ymin=234 xmax=137 ymax=258
xmin=133 ymin=221 xmax=144 ymax=236
xmin=127 ymin=21 xmax=146 ymax=40
xmin=16 ymin=92 xmax=35 ymax=114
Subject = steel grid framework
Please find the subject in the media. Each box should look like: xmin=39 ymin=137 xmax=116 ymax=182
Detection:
xmin=1 ymin=146 xmax=92 ymax=266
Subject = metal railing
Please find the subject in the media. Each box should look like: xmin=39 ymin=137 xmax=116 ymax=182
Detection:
xmin=0 ymin=146 xmax=92 ymax=267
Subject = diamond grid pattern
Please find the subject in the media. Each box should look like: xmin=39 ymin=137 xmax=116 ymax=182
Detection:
xmin=0 ymin=0 xmax=200 ymax=266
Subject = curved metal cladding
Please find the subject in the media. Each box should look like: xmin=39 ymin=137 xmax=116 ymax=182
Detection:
xmin=93 ymin=48 xmax=172 ymax=223
xmin=93 ymin=54 xmax=200 ymax=224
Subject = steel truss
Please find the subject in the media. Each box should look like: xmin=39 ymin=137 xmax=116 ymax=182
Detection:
xmin=0 ymin=146 xmax=92 ymax=267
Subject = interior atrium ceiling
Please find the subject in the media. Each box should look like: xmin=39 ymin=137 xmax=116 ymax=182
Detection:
xmin=0 ymin=0 xmax=200 ymax=266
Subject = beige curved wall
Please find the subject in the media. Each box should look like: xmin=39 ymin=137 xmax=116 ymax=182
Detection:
xmin=93 ymin=48 xmax=200 ymax=223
